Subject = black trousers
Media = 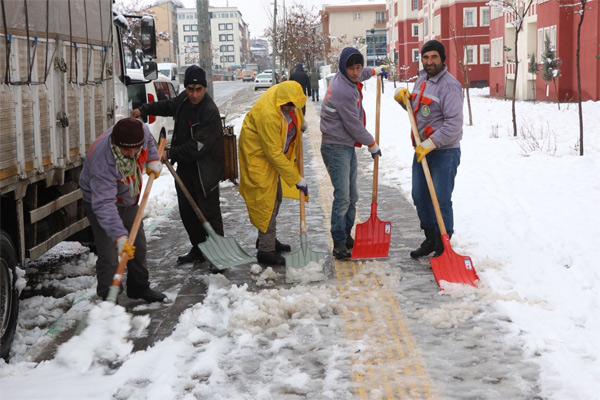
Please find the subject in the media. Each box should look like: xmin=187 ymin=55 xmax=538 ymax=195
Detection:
xmin=175 ymin=164 xmax=224 ymax=246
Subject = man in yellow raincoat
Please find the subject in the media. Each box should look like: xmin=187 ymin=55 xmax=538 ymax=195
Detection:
xmin=239 ymin=81 xmax=308 ymax=265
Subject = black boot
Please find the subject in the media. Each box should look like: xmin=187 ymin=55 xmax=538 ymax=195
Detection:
xmin=333 ymin=241 xmax=351 ymax=259
xmin=127 ymin=286 xmax=166 ymax=303
xmin=410 ymin=228 xmax=437 ymax=259
xmin=345 ymin=233 xmax=354 ymax=249
xmin=433 ymin=233 xmax=452 ymax=257
xmin=256 ymin=238 xmax=291 ymax=253
xmin=177 ymin=245 xmax=205 ymax=264
xmin=257 ymin=250 xmax=285 ymax=265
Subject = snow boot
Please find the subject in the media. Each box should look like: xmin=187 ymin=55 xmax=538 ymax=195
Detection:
xmin=333 ymin=241 xmax=351 ymax=259
xmin=345 ymin=233 xmax=354 ymax=249
xmin=257 ymin=250 xmax=285 ymax=266
xmin=127 ymin=286 xmax=166 ymax=303
xmin=410 ymin=228 xmax=437 ymax=259
xmin=255 ymin=238 xmax=291 ymax=253
xmin=433 ymin=233 xmax=452 ymax=257
xmin=177 ymin=245 xmax=205 ymax=264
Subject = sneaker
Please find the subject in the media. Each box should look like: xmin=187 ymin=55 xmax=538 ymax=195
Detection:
xmin=177 ymin=246 xmax=205 ymax=264
xmin=333 ymin=241 xmax=351 ymax=259
xmin=127 ymin=287 xmax=166 ymax=303
xmin=255 ymin=239 xmax=291 ymax=253
xmin=256 ymin=250 xmax=285 ymax=265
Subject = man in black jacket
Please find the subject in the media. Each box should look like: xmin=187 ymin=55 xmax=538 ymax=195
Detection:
xmin=132 ymin=65 xmax=225 ymax=264
xmin=289 ymin=63 xmax=311 ymax=114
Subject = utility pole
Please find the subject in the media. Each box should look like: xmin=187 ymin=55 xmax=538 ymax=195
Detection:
xmin=272 ymin=0 xmax=277 ymax=84
xmin=196 ymin=0 xmax=214 ymax=98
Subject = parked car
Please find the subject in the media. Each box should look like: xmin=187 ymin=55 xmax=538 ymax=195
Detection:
xmin=254 ymin=73 xmax=274 ymax=90
xmin=157 ymin=62 xmax=181 ymax=93
xmin=242 ymin=69 xmax=255 ymax=82
xmin=127 ymin=69 xmax=176 ymax=145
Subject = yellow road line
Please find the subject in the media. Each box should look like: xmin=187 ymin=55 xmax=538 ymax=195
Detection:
xmin=304 ymin=101 xmax=438 ymax=399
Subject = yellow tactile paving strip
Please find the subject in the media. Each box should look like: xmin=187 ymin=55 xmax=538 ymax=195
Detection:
xmin=304 ymin=100 xmax=438 ymax=399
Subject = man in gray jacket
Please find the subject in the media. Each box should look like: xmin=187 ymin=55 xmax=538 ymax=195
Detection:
xmin=79 ymin=118 xmax=166 ymax=303
xmin=320 ymin=47 xmax=386 ymax=259
xmin=395 ymin=39 xmax=464 ymax=258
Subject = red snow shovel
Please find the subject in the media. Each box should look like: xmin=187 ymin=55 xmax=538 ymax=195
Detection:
xmin=351 ymin=75 xmax=392 ymax=259
xmin=404 ymin=96 xmax=479 ymax=288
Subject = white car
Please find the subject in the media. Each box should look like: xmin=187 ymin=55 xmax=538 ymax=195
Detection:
xmin=157 ymin=62 xmax=181 ymax=93
xmin=127 ymin=69 xmax=177 ymax=145
xmin=254 ymin=73 xmax=274 ymax=90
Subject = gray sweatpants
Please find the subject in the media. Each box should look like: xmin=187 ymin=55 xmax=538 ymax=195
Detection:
xmin=257 ymin=180 xmax=282 ymax=252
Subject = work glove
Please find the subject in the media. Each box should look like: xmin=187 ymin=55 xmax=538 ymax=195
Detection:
xmin=116 ymin=236 xmax=135 ymax=259
xmin=373 ymin=65 xmax=388 ymax=79
xmin=368 ymin=142 xmax=382 ymax=159
xmin=295 ymin=177 xmax=308 ymax=196
xmin=394 ymin=87 xmax=411 ymax=109
xmin=415 ymin=138 xmax=436 ymax=163
xmin=146 ymin=160 xmax=162 ymax=178
xmin=301 ymin=120 xmax=308 ymax=132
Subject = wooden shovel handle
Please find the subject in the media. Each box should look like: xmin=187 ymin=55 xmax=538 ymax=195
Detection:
xmin=297 ymin=123 xmax=307 ymax=234
xmin=404 ymin=98 xmax=447 ymax=235
xmin=372 ymin=74 xmax=381 ymax=204
xmin=111 ymin=137 xmax=166 ymax=288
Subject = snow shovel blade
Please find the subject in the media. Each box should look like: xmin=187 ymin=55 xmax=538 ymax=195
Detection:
xmin=285 ymin=234 xmax=327 ymax=283
xmin=430 ymin=234 xmax=479 ymax=288
xmin=351 ymin=204 xmax=392 ymax=259
xmin=198 ymin=222 xmax=256 ymax=271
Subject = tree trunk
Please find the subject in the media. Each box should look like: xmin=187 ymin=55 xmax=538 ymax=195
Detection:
xmin=511 ymin=33 xmax=519 ymax=137
xmin=577 ymin=1 xmax=586 ymax=156
xmin=553 ymin=78 xmax=560 ymax=110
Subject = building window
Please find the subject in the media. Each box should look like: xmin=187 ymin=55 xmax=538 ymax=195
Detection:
xmin=491 ymin=37 xmax=503 ymax=67
xmin=184 ymin=25 xmax=191 ymax=32
xmin=226 ymin=23 xmax=233 ymax=30
xmin=434 ymin=15 xmax=440 ymax=36
xmin=412 ymin=49 xmax=419 ymax=62
xmin=354 ymin=12 xmax=361 ymax=20
xmin=412 ymin=0 xmax=418 ymax=11
xmin=423 ymin=16 xmax=429 ymax=35
xmin=480 ymin=44 xmax=490 ymax=64
xmin=191 ymin=35 xmax=198 ymax=42
xmin=412 ymin=23 xmax=419 ymax=37
xmin=463 ymin=7 xmax=477 ymax=27
xmin=191 ymin=24 xmax=198 ymax=31
xmin=219 ymin=23 xmax=226 ymax=30
xmin=184 ymin=35 xmax=192 ymax=42
xmin=178 ymin=13 xmax=185 ymax=19
xmin=219 ymin=34 xmax=227 ymax=41
xmin=227 ymin=45 xmax=234 ymax=52
xmin=227 ymin=34 xmax=233 ymax=41
xmin=220 ymin=56 xmax=227 ymax=62
xmin=481 ymin=7 xmax=490 ymax=27
xmin=465 ymin=45 xmax=477 ymax=65
xmin=376 ymin=11 xmax=385 ymax=24
xmin=227 ymin=56 xmax=234 ymax=62
xmin=538 ymin=25 xmax=557 ymax=60
xmin=220 ymin=45 xmax=227 ymax=52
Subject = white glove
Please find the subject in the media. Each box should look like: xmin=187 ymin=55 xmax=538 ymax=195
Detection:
xmin=301 ymin=121 xmax=308 ymax=132
xmin=146 ymin=160 xmax=162 ymax=178
xmin=295 ymin=177 xmax=308 ymax=196
xmin=372 ymin=65 xmax=388 ymax=78
xmin=116 ymin=236 xmax=135 ymax=258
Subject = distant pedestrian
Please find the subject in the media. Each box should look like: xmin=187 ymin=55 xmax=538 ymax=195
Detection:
xmin=289 ymin=63 xmax=311 ymax=114
xmin=309 ymin=68 xmax=321 ymax=101
xmin=320 ymin=47 xmax=387 ymax=259
xmin=132 ymin=65 xmax=225 ymax=265
xmin=394 ymin=39 xmax=464 ymax=258
xmin=79 ymin=118 xmax=166 ymax=303
xmin=238 ymin=81 xmax=308 ymax=266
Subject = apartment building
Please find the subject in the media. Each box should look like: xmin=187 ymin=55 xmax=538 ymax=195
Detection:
xmin=148 ymin=0 xmax=181 ymax=63
xmin=489 ymin=1 xmax=600 ymax=101
xmin=176 ymin=7 xmax=249 ymax=71
xmin=321 ymin=0 xmax=387 ymax=66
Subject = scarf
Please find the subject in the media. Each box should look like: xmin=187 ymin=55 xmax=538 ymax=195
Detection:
xmin=111 ymin=144 xmax=141 ymax=197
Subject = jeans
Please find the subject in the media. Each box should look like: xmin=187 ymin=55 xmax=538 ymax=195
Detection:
xmin=311 ymin=88 xmax=319 ymax=101
xmin=411 ymin=148 xmax=461 ymax=235
xmin=321 ymin=143 xmax=358 ymax=243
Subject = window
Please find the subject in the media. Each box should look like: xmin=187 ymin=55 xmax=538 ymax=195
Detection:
xmin=191 ymin=25 xmax=198 ymax=31
xmin=184 ymin=35 xmax=192 ymax=42
xmin=465 ymin=45 xmax=477 ymax=65
xmin=220 ymin=56 xmax=228 ymax=62
xmin=219 ymin=23 xmax=226 ymax=30
xmin=354 ymin=12 xmax=361 ymax=21
xmin=220 ymin=45 xmax=227 ymax=52
xmin=376 ymin=11 xmax=385 ymax=24
xmin=191 ymin=35 xmax=198 ymax=42
xmin=412 ymin=49 xmax=419 ymax=62
xmin=412 ymin=23 xmax=419 ymax=37
xmin=434 ymin=15 xmax=440 ymax=36
xmin=227 ymin=34 xmax=233 ymax=41
xmin=491 ymin=5 xmax=502 ymax=20
xmin=412 ymin=0 xmax=418 ymax=10
xmin=184 ymin=25 xmax=191 ymax=32
xmin=463 ymin=7 xmax=477 ymax=27
xmin=219 ymin=34 xmax=227 ymax=41
xmin=227 ymin=45 xmax=234 ymax=52
xmin=423 ymin=16 xmax=429 ymax=35
xmin=226 ymin=23 xmax=233 ymax=30
xmin=227 ymin=55 xmax=234 ymax=62
xmin=178 ymin=13 xmax=185 ymax=19
xmin=481 ymin=7 xmax=490 ymax=27
xmin=491 ymin=37 xmax=503 ymax=66
xmin=538 ymin=25 xmax=557 ymax=60
xmin=480 ymin=44 xmax=490 ymax=64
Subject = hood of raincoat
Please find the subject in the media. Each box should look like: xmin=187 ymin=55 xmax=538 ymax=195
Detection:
xmin=238 ymin=81 xmax=307 ymax=232
xmin=339 ymin=47 xmax=363 ymax=81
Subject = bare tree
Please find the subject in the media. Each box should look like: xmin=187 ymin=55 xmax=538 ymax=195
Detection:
xmin=488 ymin=0 xmax=535 ymax=137
xmin=450 ymin=25 xmax=473 ymax=126
xmin=572 ymin=0 xmax=590 ymax=156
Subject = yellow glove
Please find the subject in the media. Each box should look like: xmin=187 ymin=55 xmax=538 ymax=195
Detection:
xmin=116 ymin=236 xmax=136 ymax=258
xmin=394 ymin=88 xmax=411 ymax=107
xmin=146 ymin=160 xmax=162 ymax=178
xmin=415 ymin=138 xmax=436 ymax=163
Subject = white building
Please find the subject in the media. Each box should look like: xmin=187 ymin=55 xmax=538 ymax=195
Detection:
xmin=176 ymin=7 xmax=249 ymax=70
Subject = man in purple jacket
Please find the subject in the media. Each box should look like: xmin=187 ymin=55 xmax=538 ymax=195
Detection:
xmin=395 ymin=39 xmax=464 ymax=258
xmin=320 ymin=47 xmax=386 ymax=259
xmin=79 ymin=118 xmax=166 ymax=303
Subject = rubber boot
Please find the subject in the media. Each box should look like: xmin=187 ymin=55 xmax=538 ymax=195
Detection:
xmin=409 ymin=228 xmax=437 ymax=259
xmin=345 ymin=231 xmax=354 ymax=249
xmin=333 ymin=241 xmax=351 ymax=259
xmin=257 ymin=251 xmax=285 ymax=265
xmin=256 ymin=238 xmax=291 ymax=253
xmin=433 ymin=233 xmax=452 ymax=257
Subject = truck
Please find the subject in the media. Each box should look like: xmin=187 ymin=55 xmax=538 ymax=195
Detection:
xmin=0 ymin=0 xmax=158 ymax=359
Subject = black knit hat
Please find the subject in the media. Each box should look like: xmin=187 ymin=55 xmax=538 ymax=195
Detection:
xmin=421 ymin=40 xmax=446 ymax=63
xmin=346 ymin=53 xmax=364 ymax=67
xmin=111 ymin=118 xmax=144 ymax=148
xmin=184 ymin=65 xmax=207 ymax=87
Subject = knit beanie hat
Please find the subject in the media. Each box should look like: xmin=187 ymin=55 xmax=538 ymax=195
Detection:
xmin=184 ymin=65 xmax=207 ymax=87
xmin=421 ymin=40 xmax=446 ymax=63
xmin=346 ymin=53 xmax=364 ymax=67
xmin=111 ymin=118 xmax=145 ymax=148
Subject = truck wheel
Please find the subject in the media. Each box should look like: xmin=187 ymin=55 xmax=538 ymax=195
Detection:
xmin=0 ymin=231 xmax=19 ymax=360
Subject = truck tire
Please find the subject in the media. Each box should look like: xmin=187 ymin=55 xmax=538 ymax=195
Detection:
xmin=0 ymin=230 xmax=19 ymax=360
